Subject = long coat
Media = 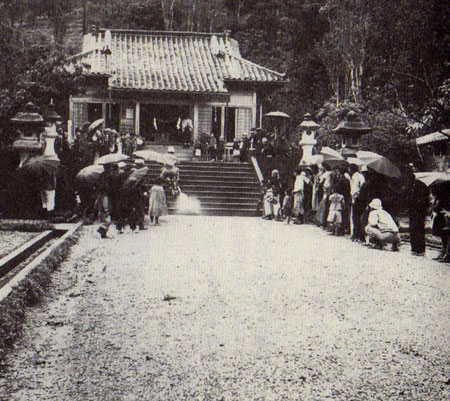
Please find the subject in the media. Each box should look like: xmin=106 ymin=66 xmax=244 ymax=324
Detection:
xmin=148 ymin=185 xmax=168 ymax=217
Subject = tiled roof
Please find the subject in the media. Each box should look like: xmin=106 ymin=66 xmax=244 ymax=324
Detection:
xmin=74 ymin=29 xmax=286 ymax=94
xmin=416 ymin=129 xmax=450 ymax=145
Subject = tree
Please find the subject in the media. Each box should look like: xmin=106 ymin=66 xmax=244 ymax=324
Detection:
xmin=316 ymin=0 xmax=370 ymax=104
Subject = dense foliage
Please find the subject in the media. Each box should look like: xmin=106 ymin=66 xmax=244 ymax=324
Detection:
xmin=0 ymin=0 xmax=449 ymax=168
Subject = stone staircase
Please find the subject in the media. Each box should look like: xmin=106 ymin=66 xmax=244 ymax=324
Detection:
xmin=145 ymin=160 xmax=262 ymax=216
xmin=143 ymin=144 xmax=193 ymax=162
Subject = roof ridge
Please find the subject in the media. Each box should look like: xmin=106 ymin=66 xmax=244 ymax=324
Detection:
xmin=98 ymin=28 xmax=225 ymax=37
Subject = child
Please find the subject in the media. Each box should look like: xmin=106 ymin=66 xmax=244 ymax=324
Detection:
xmin=282 ymin=190 xmax=293 ymax=224
xmin=149 ymin=177 xmax=168 ymax=225
xmin=327 ymin=186 xmax=345 ymax=235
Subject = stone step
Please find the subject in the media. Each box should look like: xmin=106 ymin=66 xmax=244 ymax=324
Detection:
xmin=146 ymin=170 xmax=256 ymax=179
xmin=180 ymin=196 xmax=259 ymax=203
xmin=170 ymin=177 xmax=258 ymax=185
xmin=167 ymin=207 xmax=260 ymax=217
xmin=179 ymin=189 xmax=261 ymax=197
xmin=143 ymin=154 xmax=261 ymax=216
xmin=178 ymin=183 xmax=260 ymax=191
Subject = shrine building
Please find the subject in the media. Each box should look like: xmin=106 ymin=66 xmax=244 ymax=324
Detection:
xmin=69 ymin=28 xmax=286 ymax=143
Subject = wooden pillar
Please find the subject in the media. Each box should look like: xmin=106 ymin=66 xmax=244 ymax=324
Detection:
xmin=68 ymin=97 xmax=74 ymax=141
xmin=252 ymin=91 xmax=257 ymax=129
xmin=135 ymin=102 xmax=140 ymax=135
xmin=102 ymin=102 xmax=107 ymax=124
xmin=220 ymin=106 xmax=225 ymax=141
xmin=193 ymin=103 xmax=199 ymax=142
xmin=259 ymin=104 xmax=263 ymax=128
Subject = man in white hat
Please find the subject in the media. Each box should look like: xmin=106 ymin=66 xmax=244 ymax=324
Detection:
xmin=365 ymin=198 xmax=400 ymax=251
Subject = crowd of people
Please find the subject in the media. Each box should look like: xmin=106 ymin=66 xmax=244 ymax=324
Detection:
xmin=4 ymin=117 xmax=450 ymax=259
xmin=260 ymin=159 xmax=450 ymax=259
xmin=78 ymin=158 xmax=170 ymax=239
xmin=192 ymin=127 xmax=301 ymax=168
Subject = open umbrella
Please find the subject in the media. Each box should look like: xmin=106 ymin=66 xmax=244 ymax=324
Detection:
xmin=21 ymin=155 xmax=59 ymax=189
xmin=346 ymin=157 xmax=365 ymax=166
xmin=414 ymin=172 xmax=450 ymax=187
xmin=320 ymin=146 xmax=345 ymax=160
xmin=88 ymin=118 xmax=105 ymax=132
xmin=22 ymin=154 xmax=60 ymax=178
xmin=355 ymin=150 xmax=401 ymax=178
xmin=264 ymin=111 xmax=290 ymax=118
xmin=133 ymin=150 xmax=171 ymax=165
xmin=312 ymin=146 xmax=347 ymax=168
xmin=95 ymin=153 xmax=129 ymax=165
xmin=75 ymin=164 xmax=104 ymax=187
xmin=122 ymin=167 xmax=149 ymax=191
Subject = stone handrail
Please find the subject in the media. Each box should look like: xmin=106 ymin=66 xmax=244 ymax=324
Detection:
xmin=251 ymin=156 xmax=264 ymax=186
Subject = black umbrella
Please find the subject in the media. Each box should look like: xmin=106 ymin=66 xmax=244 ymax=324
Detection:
xmin=122 ymin=167 xmax=149 ymax=192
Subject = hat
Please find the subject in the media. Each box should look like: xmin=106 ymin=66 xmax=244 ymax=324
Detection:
xmin=369 ymin=198 xmax=382 ymax=210
xmin=262 ymin=137 xmax=268 ymax=143
xmin=271 ymin=169 xmax=279 ymax=176
xmin=167 ymin=146 xmax=175 ymax=154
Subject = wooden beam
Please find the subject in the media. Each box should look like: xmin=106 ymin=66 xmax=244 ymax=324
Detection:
xmin=135 ymin=102 xmax=140 ymax=135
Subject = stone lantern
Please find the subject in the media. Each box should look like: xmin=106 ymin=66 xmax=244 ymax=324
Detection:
xmin=299 ymin=113 xmax=320 ymax=165
xmin=333 ymin=111 xmax=371 ymax=155
xmin=43 ymin=99 xmax=62 ymax=159
xmin=11 ymin=102 xmax=44 ymax=167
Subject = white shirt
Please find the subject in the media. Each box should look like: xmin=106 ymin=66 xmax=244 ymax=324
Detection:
xmin=351 ymin=171 xmax=365 ymax=196
xmin=293 ymin=174 xmax=311 ymax=193
xmin=368 ymin=209 xmax=399 ymax=233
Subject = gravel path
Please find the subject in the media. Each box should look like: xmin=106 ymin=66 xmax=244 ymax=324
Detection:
xmin=0 ymin=216 xmax=449 ymax=400
xmin=0 ymin=231 xmax=38 ymax=259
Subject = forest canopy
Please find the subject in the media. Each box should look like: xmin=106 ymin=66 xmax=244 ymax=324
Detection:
xmin=0 ymin=0 xmax=449 ymax=166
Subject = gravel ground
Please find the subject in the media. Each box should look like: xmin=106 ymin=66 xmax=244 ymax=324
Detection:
xmin=0 ymin=231 xmax=39 ymax=259
xmin=0 ymin=216 xmax=449 ymax=401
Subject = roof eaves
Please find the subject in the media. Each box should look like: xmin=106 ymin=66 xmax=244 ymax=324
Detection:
xmin=98 ymin=28 xmax=225 ymax=38
xmin=109 ymin=87 xmax=229 ymax=95
xmin=224 ymin=52 xmax=286 ymax=79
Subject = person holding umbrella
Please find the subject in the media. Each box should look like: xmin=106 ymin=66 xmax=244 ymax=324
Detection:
xmin=406 ymin=164 xmax=429 ymax=256
xmin=95 ymin=162 xmax=120 ymax=238
xmin=75 ymin=164 xmax=105 ymax=223
xmin=349 ymin=163 xmax=365 ymax=241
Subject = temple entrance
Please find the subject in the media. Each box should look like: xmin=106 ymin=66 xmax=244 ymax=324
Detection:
xmin=225 ymin=107 xmax=236 ymax=142
xmin=140 ymin=104 xmax=191 ymax=144
xmin=88 ymin=103 xmax=103 ymax=122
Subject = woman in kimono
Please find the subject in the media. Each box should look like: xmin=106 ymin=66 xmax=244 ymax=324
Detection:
xmin=148 ymin=177 xmax=168 ymax=225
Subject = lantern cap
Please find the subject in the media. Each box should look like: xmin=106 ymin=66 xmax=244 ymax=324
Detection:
xmin=11 ymin=102 xmax=44 ymax=124
xmin=333 ymin=110 xmax=371 ymax=135
xmin=45 ymin=99 xmax=62 ymax=123
xmin=299 ymin=113 xmax=320 ymax=129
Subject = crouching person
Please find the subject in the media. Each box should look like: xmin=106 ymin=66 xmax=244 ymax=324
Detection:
xmin=365 ymin=198 xmax=400 ymax=251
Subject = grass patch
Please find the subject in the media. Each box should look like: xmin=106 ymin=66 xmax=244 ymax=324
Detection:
xmin=0 ymin=230 xmax=79 ymax=366
xmin=0 ymin=220 xmax=52 ymax=232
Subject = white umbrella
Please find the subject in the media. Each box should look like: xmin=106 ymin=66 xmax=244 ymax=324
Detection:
xmin=88 ymin=118 xmax=105 ymax=132
xmin=95 ymin=153 xmax=129 ymax=165
xmin=320 ymin=147 xmax=345 ymax=160
xmin=414 ymin=172 xmax=450 ymax=187
xmin=347 ymin=157 xmax=365 ymax=166
xmin=133 ymin=150 xmax=174 ymax=165
xmin=355 ymin=151 xmax=401 ymax=178
xmin=264 ymin=111 xmax=290 ymax=118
